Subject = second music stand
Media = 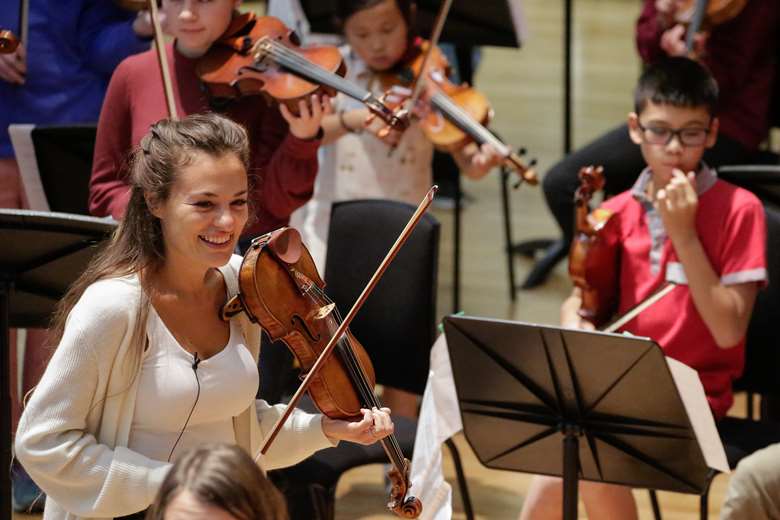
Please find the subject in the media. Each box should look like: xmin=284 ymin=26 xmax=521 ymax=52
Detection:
xmin=443 ymin=315 xmax=727 ymax=520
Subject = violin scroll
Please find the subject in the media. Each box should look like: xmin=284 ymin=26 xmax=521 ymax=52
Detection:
xmin=0 ymin=30 xmax=19 ymax=54
xmin=387 ymin=461 xmax=423 ymax=518
xmin=568 ymin=165 xmax=619 ymax=327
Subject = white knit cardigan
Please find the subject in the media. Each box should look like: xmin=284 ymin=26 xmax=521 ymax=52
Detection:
xmin=15 ymin=255 xmax=333 ymax=519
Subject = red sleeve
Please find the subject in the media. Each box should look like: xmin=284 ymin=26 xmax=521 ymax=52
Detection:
xmin=252 ymin=104 xmax=320 ymax=222
xmin=89 ymin=59 xmax=133 ymax=220
xmin=719 ymin=197 xmax=767 ymax=286
xmin=635 ymin=0 xmax=665 ymax=64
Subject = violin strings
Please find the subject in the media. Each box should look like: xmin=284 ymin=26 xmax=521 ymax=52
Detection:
xmin=261 ymin=40 xmax=369 ymax=102
xmin=430 ymin=91 xmax=507 ymax=152
xmin=305 ymin=284 xmax=407 ymax=469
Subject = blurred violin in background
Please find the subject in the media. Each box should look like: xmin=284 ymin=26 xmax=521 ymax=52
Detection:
xmin=675 ymin=0 xmax=746 ymax=55
xmin=377 ymin=38 xmax=538 ymax=186
xmin=0 ymin=30 xmax=19 ymax=53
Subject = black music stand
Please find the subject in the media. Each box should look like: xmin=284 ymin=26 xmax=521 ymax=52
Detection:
xmin=0 ymin=209 xmax=115 ymax=520
xmin=443 ymin=315 xmax=726 ymax=520
xmin=10 ymin=124 xmax=97 ymax=215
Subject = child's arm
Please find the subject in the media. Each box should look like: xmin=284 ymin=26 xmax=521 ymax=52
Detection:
xmin=657 ymin=170 xmax=759 ymax=348
xmin=560 ymin=287 xmax=597 ymax=331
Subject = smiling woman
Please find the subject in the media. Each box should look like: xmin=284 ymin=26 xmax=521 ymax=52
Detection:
xmin=14 ymin=113 xmax=397 ymax=520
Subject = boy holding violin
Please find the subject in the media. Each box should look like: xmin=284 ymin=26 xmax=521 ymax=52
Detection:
xmin=520 ymin=57 xmax=767 ymax=519
xmin=531 ymin=0 xmax=777 ymax=288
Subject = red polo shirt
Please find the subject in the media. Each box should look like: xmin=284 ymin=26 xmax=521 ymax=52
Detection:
xmin=599 ymin=167 xmax=767 ymax=418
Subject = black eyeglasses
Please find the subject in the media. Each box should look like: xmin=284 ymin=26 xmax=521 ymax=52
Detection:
xmin=636 ymin=121 xmax=711 ymax=147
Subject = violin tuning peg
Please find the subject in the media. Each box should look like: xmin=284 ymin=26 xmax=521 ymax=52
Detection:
xmin=518 ymin=147 xmax=527 ymax=155
xmin=529 ymin=158 xmax=538 ymax=167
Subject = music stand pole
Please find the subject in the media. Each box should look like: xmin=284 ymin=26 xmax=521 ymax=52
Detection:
xmin=0 ymin=279 xmax=10 ymax=520
xmin=562 ymin=426 xmax=579 ymax=520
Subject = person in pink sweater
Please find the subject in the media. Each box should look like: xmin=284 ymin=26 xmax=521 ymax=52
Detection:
xmin=89 ymin=0 xmax=331 ymax=242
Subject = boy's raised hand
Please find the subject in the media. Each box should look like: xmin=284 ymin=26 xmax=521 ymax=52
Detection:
xmin=280 ymin=94 xmax=333 ymax=140
xmin=655 ymin=169 xmax=698 ymax=246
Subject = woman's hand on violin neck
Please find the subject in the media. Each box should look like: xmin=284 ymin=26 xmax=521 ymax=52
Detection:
xmin=280 ymin=94 xmax=333 ymax=140
xmin=321 ymin=407 xmax=395 ymax=446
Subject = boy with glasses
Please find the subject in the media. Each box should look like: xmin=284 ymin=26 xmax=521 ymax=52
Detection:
xmin=519 ymin=57 xmax=767 ymax=520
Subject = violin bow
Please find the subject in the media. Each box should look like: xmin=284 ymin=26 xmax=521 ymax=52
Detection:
xmin=147 ymin=0 xmax=178 ymax=119
xmin=685 ymin=0 xmax=709 ymax=57
xmin=19 ymin=0 xmax=29 ymax=48
xmin=602 ymin=282 xmax=677 ymax=333
xmin=256 ymin=185 xmax=439 ymax=460
xmin=406 ymin=0 xmax=454 ymax=111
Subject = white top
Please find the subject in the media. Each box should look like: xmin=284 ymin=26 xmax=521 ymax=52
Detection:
xmin=15 ymin=255 xmax=335 ymax=520
xmin=128 ymin=308 xmax=259 ymax=462
xmin=290 ymin=46 xmax=434 ymax=272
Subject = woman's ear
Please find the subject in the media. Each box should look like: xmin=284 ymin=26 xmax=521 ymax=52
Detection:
xmin=146 ymin=193 xmax=163 ymax=219
xmin=627 ymin=112 xmax=643 ymax=145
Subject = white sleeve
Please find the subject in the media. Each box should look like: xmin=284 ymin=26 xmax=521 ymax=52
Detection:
xmin=255 ymin=400 xmax=336 ymax=470
xmin=14 ymin=282 xmax=172 ymax=517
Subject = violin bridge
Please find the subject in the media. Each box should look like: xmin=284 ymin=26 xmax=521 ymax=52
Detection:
xmin=310 ymin=303 xmax=336 ymax=321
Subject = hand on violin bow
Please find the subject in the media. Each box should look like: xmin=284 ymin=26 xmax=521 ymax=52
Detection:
xmin=660 ymin=24 xmax=708 ymax=58
xmin=0 ymin=41 xmax=25 ymax=85
xmin=655 ymin=0 xmax=686 ymax=27
xmin=279 ymin=94 xmax=333 ymax=140
xmin=132 ymin=9 xmax=168 ymax=39
xmin=321 ymin=407 xmax=394 ymax=446
xmin=655 ymin=169 xmax=699 ymax=248
xmin=363 ymin=85 xmax=432 ymax=147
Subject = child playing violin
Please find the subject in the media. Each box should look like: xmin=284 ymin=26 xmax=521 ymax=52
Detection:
xmin=88 ymin=0 xmax=331 ymax=241
xmin=519 ymin=57 xmax=767 ymax=520
xmin=287 ymin=0 xmax=504 ymax=421
xmin=528 ymin=0 xmax=777 ymax=288
xmin=291 ymin=0 xmax=503 ymax=274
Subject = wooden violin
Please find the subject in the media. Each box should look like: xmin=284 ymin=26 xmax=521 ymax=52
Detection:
xmin=379 ymin=39 xmax=538 ymax=186
xmin=568 ymin=166 xmax=620 ymax=327
xmin=568 ymin=166 xmax=676 ymax=331
xmin=222 ymin=227 xmax=422 ymax=518
xmin=197 ymin=12 xmax=407 ymax=131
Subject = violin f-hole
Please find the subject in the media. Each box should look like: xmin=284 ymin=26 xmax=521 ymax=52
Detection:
xmin=291 ymin=314 xmax=321 ymax=342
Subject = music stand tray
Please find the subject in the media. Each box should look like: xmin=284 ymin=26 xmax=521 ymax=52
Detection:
xmin=0 ymin=209 xmax=115 ymax=520
xmin=443 ymin=315 xmax=727 ymax=520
